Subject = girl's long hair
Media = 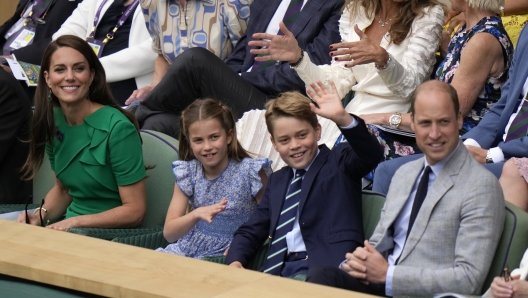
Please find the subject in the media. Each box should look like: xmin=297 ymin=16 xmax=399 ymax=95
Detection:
xmin=22 ymin=35 xmax=140 ymax=180
xmin=179 ymin=99 xmax=250 ymax=162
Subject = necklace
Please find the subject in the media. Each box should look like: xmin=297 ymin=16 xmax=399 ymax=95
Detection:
xmin=378 ymin=13 xmax=393 ymax=27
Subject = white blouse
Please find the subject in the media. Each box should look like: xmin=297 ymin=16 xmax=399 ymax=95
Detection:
xmin=294 ymin=5 xmax=444 ymax=115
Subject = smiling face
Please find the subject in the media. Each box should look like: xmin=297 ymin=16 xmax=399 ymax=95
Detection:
xmin=44 ymin=47 xmax=94 ymax=106
xmin=270 ymin=116 xmax=321 ymax=170
xmin=188 ymin=118 xmax=233 ymax=177
xmin=411 ymin=90 xmax=462 ymax=165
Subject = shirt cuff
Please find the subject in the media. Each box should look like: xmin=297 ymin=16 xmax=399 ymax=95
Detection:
xmin=339 ymin=116 xmax=358 ymax=129
xmin=463 ymin=138 xmax=481 ymax=148
xmin=489 ymin=147 xmax=505 ymax=163
xmin=385 ymin=265 xmax=395 ymax=297
xmin=338 ymin=259 xmax=347 ymax=270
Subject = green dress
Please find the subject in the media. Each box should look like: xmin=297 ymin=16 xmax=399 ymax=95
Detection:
xmin=46 ymin=106 xmax=146 ymax=219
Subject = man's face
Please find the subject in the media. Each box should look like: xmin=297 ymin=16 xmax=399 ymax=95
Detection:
xmin=411 ymin=90 xmax=462 ymax=165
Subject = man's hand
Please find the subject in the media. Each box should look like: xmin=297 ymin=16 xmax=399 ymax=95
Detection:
xmin=248 ymin=22 xmax=302 ymax=64
xmin=342 ymin=240 xmax=389 ymax=284
xmin=229 ymin=261 xmax=244 ymax=269
xmin=0 ymin=64 xmax=12 ymax=74
xmin=465 ymin=145 xmax=488 ymax=164
xmin=306 ymin=80 xmax=352 ymax=127
xmin=125 ymin=86 xmax=154 ymax=105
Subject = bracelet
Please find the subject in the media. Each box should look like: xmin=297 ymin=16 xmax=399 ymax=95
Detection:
xmin=289 ymin=50 xmax=304 ymax=67
xmin=33 ymin=207 xmax=47 ymax=215
xmin=375 ymin=55 xmax=391 ymax=70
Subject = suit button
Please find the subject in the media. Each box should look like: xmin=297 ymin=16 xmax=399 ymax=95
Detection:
xmin=302 ymin=222 xmax=305 ymax=226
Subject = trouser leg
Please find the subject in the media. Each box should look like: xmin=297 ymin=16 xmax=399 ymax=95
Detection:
xmin=135 ymin=47 xmax=268 ymax=126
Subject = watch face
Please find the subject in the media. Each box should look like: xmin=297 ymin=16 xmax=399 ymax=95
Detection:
xmin=390 ymin=114 xmax=401 ymax=126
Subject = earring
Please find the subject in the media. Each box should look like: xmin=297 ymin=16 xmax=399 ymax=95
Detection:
xmin=47 ymin=88 xmax=53 ymax=101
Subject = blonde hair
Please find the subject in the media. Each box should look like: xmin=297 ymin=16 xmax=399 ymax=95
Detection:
xmin=179 ymin=99 xmax=250 ymax=162
xmin=467 ymin=0 xmax=502 ymax=12
xmin=264 ymin=92 xmax=319 ymax=136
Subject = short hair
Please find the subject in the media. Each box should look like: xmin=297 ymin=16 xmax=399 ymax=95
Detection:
xmin=410 ymin=81 xmax=460 ymax=117
xmin=179 ymin=99 xmax=251 ymax=162
xmin=264 ymin=92 xmax=319 ymax=136
xmin=467 ymin=0 xmax=503 ymax=12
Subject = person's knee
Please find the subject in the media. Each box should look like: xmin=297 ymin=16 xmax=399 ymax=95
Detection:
xmin=306 ymin=266 xmax=338 ymax=285
xmin=142 ymin=113 xmax=180 ymax=139
xmin=501 ymin=159 xmax=520 ymax=179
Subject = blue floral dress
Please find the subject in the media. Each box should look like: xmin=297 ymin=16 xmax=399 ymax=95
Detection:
xmin=437 ymin=15 xmax=513 ymax=133
xmin=157 ymin=158 xmax=272 ymax=258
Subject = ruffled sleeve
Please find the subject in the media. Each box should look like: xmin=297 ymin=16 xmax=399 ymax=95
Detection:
xmin=172 ymin=160 xmax=198 ymax=197
xmin=240 ymin=158 xmax=273 ymax=197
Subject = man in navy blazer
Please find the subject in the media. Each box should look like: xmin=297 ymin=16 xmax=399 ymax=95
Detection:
xmin=226 ymin=86 xmax=383 ymax=277
xmin=373 ymin=24 xmax=528 ymax=194
xmin=131 ymin=0 xmax=344 ymax=138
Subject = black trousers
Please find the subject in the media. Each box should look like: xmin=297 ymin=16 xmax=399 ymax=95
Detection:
xmin=307 ymin=266 xmax=387 ymax=296
xmin=135 ymin=47 xmax=269 ymax=138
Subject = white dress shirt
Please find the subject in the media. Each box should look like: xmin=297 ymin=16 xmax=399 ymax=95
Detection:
xmin=4 ymin=2 xmax=35 ymax=40
xmin=464 ymin=77 xmax=528 ymax=162
xmin=286 ymin=116 xmax=358 ymax=253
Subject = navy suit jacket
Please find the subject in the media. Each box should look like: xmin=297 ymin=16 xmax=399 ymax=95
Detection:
xmin=226 ymin=117 xmax=384 ymax=270
xmin=225 ymin=0 xmax=343 ymax=97
xmin=462 ymin=25 xmax=528 ymax=159
xmin=0 ymin=0 xmax=82 ymax=64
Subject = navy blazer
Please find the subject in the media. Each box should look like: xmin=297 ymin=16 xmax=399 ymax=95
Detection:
xmin=225 ymin=0 xmax=344 ymax=97
xmin=226 ymin=117 xmax=384 ymax=270
xmin=0 ymin=0 xmax=82 ymax=64
xmin=462 ymin=25 xmax=528 ymax=159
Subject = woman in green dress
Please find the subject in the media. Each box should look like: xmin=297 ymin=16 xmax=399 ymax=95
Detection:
xmin=17 ymin=35 xmax=147 ymax=231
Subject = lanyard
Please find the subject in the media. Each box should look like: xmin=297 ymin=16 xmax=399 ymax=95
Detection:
xmin=21 ymin=0 xmax=54 ymax=26
xmin=87 ymin=0 xmax=139 ymax=44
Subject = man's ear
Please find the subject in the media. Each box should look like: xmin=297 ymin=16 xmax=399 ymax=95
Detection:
xmin=410 ymin=112 xmax=415 ymax=132
xmin=457 ymin=112 xmax=463 ymax=130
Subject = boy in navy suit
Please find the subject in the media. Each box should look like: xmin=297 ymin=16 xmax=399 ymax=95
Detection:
xmin=226 ymin=81 xmax=383 ymax=278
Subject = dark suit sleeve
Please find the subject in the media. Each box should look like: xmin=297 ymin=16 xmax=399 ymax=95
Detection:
xmin=0 ymin=68 xmax=31 ymax=162
xmin=226 ymin=177 xmax=273 ymax=267
xmin=0 ymin=0 xmax=27 ymax=43
xmin=225 ymin=32 xmax=248 ymax=73
xmin=237 ymin=0 xmax=343 ymax=96
xmin=337 ymin=116 xmax=384 ymax=180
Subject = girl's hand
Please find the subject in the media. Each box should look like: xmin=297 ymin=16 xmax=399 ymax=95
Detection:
xmin=193 ymin=198 xmax=228 ymax=224
xmin=307 ymin=81 xmax=352 ymax=127
xmin=16 ymin=211 xmax=42 ymax=226
xmin=330 ymin=25 xmax=389 ymax=68
xmin=46 ymin=217 xmax=79 ymax=231
xmin=248 ymin=22 xmax=302 ymax=64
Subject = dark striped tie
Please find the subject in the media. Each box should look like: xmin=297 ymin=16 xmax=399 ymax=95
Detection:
xmin=261 ymin=169 xmax=305 ymax=275
xmin=505 ymin=92 xmax=528 ymax=142
xmin=251 ymin=0 xmax=303 ymax=71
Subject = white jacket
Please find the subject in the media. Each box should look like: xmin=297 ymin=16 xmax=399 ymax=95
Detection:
xmin=53 ymin=0 xmax=156 ymax=89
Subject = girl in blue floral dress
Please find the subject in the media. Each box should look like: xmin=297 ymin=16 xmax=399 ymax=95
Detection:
xmin=157 ymin=99 xmax=272 ymax=259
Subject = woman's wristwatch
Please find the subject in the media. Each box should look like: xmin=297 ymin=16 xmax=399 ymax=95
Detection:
xmin=375 ymin=55 xmax=391 ymax=70
xmin=389 ymin=112 xmax=402 ymax=128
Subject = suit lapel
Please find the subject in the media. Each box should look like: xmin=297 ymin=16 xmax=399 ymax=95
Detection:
xmin=269 ymin=168 xmax=294 ymax=233
xmin=298 ymin=145 xmax=330 ymax=214
xmin=398 ymin=144 xmax=466 ymax=263
xmin=289 ymin=0 xmax=325 ymax=38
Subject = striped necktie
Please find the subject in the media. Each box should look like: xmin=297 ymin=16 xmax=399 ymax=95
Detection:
xmin=261 ymin=169 xmax=305 ymax=275
xmin=505 ymin=91 xmax=528 ymax=142
xmin=251 ymin=0 xmax=303 ymax=71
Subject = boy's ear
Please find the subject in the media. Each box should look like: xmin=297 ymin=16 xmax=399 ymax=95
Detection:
xmin=270 ymin=135 xmax=278 ymax=151
xmin=315 ymin=123 xmax=322 ymax=141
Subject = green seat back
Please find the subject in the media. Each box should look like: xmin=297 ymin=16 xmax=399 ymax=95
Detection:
xmin=362 ymin=190 xmax=386 ymax=239
xmin=481 ymin=201 xmax=528 ymax=293
xmin=31 ymin=130 xmax=179 ymax=228
xmin=139 ymin=130 xmax=179 ymax=228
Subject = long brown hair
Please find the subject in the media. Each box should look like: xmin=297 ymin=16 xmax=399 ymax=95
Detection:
xmin=344 ymin=0 xmax=443 ymax=45
xmin=179 ymin=99 xmax=251 ymax=162
xmin=22 ymin=35 xmax=140 ymax=179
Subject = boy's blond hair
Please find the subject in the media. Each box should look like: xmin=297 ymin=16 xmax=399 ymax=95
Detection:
xmin=264 ymin=92 xmax=319 ymax=136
